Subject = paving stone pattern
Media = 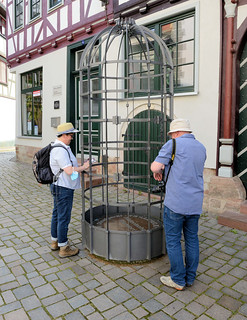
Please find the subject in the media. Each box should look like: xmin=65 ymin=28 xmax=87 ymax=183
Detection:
xmin=0 ymin=152 xmax=247 ymax=320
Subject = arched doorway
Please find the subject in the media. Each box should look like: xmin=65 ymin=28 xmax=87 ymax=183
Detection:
xmin=123 ymin=109 xmax=171 ymax=192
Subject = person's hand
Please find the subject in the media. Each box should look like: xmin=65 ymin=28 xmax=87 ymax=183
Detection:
xmin=153 ymin=172 xmax=163 ymax=181
xmin=83 ymin=159 xmax=90 ymax=171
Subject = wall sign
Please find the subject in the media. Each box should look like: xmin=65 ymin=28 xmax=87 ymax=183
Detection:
xmin=54 ymin=100 xmax=60 ymax=109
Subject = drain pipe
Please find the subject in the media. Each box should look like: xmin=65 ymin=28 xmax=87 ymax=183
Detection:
xmin=218 ymin=0 xmax=237 ymax=177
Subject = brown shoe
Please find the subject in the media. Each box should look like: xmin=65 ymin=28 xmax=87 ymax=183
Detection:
xmin=51 ymin=240 xmax=59 ymax=251
xmin=59 ymin=244 xmax=79 ymax=258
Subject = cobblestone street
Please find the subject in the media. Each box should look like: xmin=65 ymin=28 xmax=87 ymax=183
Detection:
xmin=0 ymin=152 xmax=247 ymax=320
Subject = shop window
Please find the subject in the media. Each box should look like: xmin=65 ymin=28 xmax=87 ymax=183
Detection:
xmin=21 ymin=68 xmax=43 ymax=136
xmin=0 ymin=57 xmax=7 ymax=85
xmin=15 ymin=0 xmax=23 ymax=29
xmin=30 ymin=0 xmax=41 ymax=20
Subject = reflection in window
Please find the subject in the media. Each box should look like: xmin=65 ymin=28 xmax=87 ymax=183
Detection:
xmin=0 ymin=15 xmax=6 ymax=36
xmin=76 ymin=48 xmax=100 ymax=70
xmin=49 ymin=0 xmax=62 ymax=9
xmin=161 ymin=13 xmax=195 ymax=92
xmin=0 ymin=58 xmax=7 ymax=85
xmin=128 ymin=34 xmax=155 ymax=94
xmin=82 ymin=77 xmax=100 ymax=117
xmin=15 ymin=0 xmax=23 ymax=29
xmin=21 ymin=69 xmax=43 ymax=136
xmin=30 ymin=0 xmax=41 ymax=20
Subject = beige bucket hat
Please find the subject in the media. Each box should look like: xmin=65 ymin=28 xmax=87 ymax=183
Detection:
xmin=168 ymin=119 xmax=192 ymax=135
xmin=57 ymin=122 xmax=79 ymax=136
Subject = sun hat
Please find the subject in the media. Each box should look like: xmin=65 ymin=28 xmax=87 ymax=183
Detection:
xmin=168 ymin=119 xmax=192 ymax=135
xmin=57 ymin=122 xmax=79 ymax=136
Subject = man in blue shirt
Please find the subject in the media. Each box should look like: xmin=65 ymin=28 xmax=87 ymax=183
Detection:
xmin=151 ymin=119 xmax=206 ymax=290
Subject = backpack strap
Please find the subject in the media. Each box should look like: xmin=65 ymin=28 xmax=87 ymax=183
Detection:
xmin=51 ymin=144 xmax=73 ymax=182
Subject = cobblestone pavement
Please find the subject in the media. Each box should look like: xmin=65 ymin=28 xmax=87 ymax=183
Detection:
xmin=0 ymin=152 xmax=247 ymax=320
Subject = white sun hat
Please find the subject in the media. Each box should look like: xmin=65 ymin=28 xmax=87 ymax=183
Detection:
xmin=168 ymin=119 xmax=192 ymax=135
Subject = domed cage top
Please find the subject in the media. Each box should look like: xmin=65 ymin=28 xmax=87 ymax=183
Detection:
xmin=79 ymin=18 xmax=174 ymax=262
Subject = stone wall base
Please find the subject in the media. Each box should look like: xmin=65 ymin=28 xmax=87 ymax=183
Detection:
xmin=205 ymin=175 xmax=246 ymax=217
xmin=16 ymin=144 xmax=40 ymax=164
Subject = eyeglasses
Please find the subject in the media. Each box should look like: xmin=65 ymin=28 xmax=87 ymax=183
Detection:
xmin=66 ymin=133 xmax=74 ymax=137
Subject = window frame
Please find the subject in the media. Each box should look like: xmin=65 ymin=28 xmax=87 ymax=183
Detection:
xmin=0 ymin=56 xmax=7 ymax=85
xmin=147 ymin=11 xmax=196 ymax=94
xmin=0 ymin=15 xmax=6 ymax=37
xmin=30 ymin=0 xmax=41 ymax=21
xmin=21 ymin=68 xmax=43 ymax=137
xmin=48 ymin=0 xmax=63 ymax=11
xmin=15 ymin=0 xmax=24 ymax=30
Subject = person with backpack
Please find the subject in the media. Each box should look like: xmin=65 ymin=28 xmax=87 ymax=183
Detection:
xmin=150 ymin=119 xmax=206 ymax=290
xmin=49 ymin=122 xmax=90 ymax=258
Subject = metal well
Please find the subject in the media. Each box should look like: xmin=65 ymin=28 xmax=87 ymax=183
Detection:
xmin=79 ymin=18 xmax=173 ymax=262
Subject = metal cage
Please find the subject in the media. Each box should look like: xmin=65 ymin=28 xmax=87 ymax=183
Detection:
xmin=79 ymin=18 xmax=173 ymax=262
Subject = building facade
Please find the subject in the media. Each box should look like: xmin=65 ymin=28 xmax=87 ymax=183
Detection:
xmin=5 ymin=0 xmax=247 ymax=222
xmin=0 ymin=0 xmax=15 ymax=149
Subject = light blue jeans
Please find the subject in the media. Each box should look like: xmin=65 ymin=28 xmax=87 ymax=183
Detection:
xmin=164 ymin=206 xmax=200 ymax=286
xmin=50 ymin=184 xmax=74 ymax=246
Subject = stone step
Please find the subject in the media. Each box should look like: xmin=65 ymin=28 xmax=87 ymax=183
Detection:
xmin=84 ymin=175 xmax=103 ymax=189
xmin=240 ymin=200 xmax=247 ymax=215
xmin=218 ymin=210 xmax=247 ymax=232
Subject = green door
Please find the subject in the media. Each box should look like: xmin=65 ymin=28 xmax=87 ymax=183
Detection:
xmin=124 ymin=109 xmax=170 ymax=192
xmin=68 ymin=42 xmax=101 ymax=159
xmin=237 ymin=40 xmax=247 ymax=192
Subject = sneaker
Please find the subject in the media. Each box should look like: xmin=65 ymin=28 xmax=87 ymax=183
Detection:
xmin=50 ymin=240 xmax=59 ymax=251
xmin=59 ymin=244 xmax=79 ymax=258
xmin=160 ymin=276 xmax=184 ymax=291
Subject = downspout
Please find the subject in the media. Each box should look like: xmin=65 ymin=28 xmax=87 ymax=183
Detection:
xmin=223 ymin=1 xmax=236 ymax=138
xmin=218 ymin=0 xmax=237 ymax=177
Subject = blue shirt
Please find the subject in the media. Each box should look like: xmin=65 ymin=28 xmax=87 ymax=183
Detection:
xmin=50 ymin=140 xmax=81 ymax=190
xmin=154 ymin=134 xmax=206 ymax=215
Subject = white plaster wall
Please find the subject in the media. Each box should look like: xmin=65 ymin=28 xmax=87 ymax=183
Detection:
xmin=85 ymin=0 xmax=104 ymax=17
xmin=11 ymin=47 xmax=67 ymax=148
xmin=0 ymin=97 xmax=15 ymax=143
xmin=134 ymin=0 xmax=221 ymax=170
xmin=237 ymin=4 xmax=247 ymax=29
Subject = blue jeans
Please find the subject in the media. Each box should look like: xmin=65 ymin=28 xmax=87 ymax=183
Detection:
xmin=50 ymin=184 xmax=74 ymax=246
xmin=164 ymin=206 xmax=200 ymax=286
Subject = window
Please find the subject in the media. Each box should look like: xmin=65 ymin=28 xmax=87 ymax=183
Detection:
xmin=159 ymin=11 xmax=195 ymax=93
xmin=0 ymin=57 xmax=7 ymax=85
xmin=0 ymin=15 xmax=6 ymax=36
xmin=21 ymin=69 xmax=43 ymax=136
xmin=30 ymin=0 xmax=41 ymax=20
xmin=15 ymin=0 xmax=23 ymax=29
xmin=126 ymin=11 xmax=195 ymax=96
xmin=76 ymin=49 xmax=100 ymax=71
xmin=128 ymin=32 xmax=157 ymax=95
xmin=49 ymin=0 xmax=62 ymax=10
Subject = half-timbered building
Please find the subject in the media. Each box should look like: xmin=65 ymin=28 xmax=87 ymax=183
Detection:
xmin=5 ymin=0 xmax=247 ymax=228
xmin=0 ymin=0 xmax=15 ymax=149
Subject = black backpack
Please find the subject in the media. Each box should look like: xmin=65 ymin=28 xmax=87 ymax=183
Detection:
xmin=32 ymin=144 xmax=71 ymax=184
